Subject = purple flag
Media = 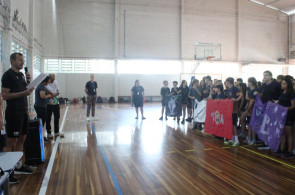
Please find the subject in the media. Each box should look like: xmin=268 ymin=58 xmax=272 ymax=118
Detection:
xmin=249 ymin=95 xmax=267 ymax=133
xmin=250 ymin=96 xmax=288 ymax=151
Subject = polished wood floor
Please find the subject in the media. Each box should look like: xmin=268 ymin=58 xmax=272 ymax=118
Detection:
xmin=10 ymin=103 xmax=295 ymax=194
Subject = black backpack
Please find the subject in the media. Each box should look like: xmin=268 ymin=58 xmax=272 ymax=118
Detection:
xmin=97 ymin=96 xmax=103 ymax=103
xmin=58 ymin=97 xmax=65 ymax=104
xmin=82 ymin=97 xmax=86 ymax=103
xmin=109 ymin=97 xmax=115 ymax=103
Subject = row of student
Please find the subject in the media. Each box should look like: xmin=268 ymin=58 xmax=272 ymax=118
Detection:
xmin=130 ymin=71 xmax=295 ymax=158
xmin=0 ymin=53 xmax=64 ymax=184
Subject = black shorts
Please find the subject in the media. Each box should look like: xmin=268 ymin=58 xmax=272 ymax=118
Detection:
xmin=5 ymin=111 xmax=29 ymax=138
xmin=133 ymin=98 xmax=143 ymax=108
xmin=246 ymin=116 xmax=251 ymax=125
xmin=187 ymin=100 xmax=193 ymax=109
xmin=285 ymin=114 xmax=294 ymax=126
xmin=232 ymin=113 xmax=238 ymax=126
xmin=34 ymin=106 xmax=47 ymax=127
xmin=162 ymin=99 xmax=168 ymax=107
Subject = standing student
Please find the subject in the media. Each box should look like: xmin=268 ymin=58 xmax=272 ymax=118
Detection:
xmin=131 ymin=80 xmax=145 ymax=120
xmin=179 ymin=80 xmax=189 ymax=124
xmin=1 ymin=53 xmax=35 ymax=183
xmin=160 ymin=80 xmax=170 ymax=121
xmin=224 ymin=77 xmax=243 ymax=146
xmin=213 ymin=85 xmax=226 ymax=100
xmin=34 ymin=77 xmax=53 ymax=142
xmin=171 ymin=81 xmax=180 ymax=122
xmin=85 ymin=74 xmax=98 ymax=121
xmin=203 ymin=76 xmax=212 ymax=99
xmin=188 ymin=79 xmax=202 ymax=128
xmin=46 ymin=74 xmax=64 ymax=139
xmin=259 ymin=70 xmax=281 ymax=103
xmin=241 ymin=77 xmax=259 ymax=145
xmin=275 ymin=78 xmax=295 ymax=159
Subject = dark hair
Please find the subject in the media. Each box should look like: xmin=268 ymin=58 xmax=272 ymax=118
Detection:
xmin=42 ymin=76 xmax=50 ymax=84
xmin=248 ymin=77 xmax=257 ymax=88
xmin=263 ymin=70 xmax=273 ymax=77
xmin=226 ymin=77 xmax=234 ymax=84
xmin=205 ymin=76 xmax=211 ymax=81
xmin=285 ymin=75 xmax=294 ymax=81
xmin=192 ymin=79 xmax=199 ymax=85
xmin=215 ymin=84 xmax=224 ymax=92
xmin=10 ymin=53 xmax=23 ymax=62
xmin=239 ymin=83 xmax=247 ymax=96
xmin=237 ymin=78 xmax=243 ymax=83
xmin=173 ymin=81 xmax=178 ymax=85
xmin=277 ymin=75 xmax=284 ymax=81
xmin=181 ymin=80 xmax=187 ymax=88
xmin=134 ymin=80 xmax=139 ymax=86
xmin=282 ymin=78 xmax=294 ymax=99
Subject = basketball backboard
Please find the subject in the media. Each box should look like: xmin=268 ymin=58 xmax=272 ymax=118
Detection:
xmin=194 ymin=42 xmax=221 ymax=61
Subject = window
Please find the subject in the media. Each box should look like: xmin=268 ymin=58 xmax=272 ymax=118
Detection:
xmin=117 ymin=60 xmax=181 ymax=74
xmin=33 ymin=55 xmax=41 ymax=72
xmin=11 ymin=41 xmax=28 ymax=67
xmin=44 ymin=58 xmax=114 ymax=74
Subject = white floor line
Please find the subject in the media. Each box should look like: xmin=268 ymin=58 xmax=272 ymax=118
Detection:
xmin=38 ymin=106 xmax=69 ymax=195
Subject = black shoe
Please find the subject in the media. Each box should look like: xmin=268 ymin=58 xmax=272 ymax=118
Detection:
xmin=173 ymin=117 xmax=176 ymax=120
xmin=187 ymin=118 xmax=192 ymax=123
xmin=14 ymin=166 xmax=33 ymax=175
xmin=282 ymin=152 xmax=294 ymax=159
xmin=142 ymin=116 xmax=146 ymax=120
xmin=165 ymin=116 xmax=168 ymax=120
xmin=159 ymin=116 xmax=163 ymax=121
xmin=181 ymin=120 xmax=184 ymax=124
xmin=185 ymin=118 xmax=190 ymax=122
xmin=9 ymin=175 xmax=19 ymax=184
xmin=274 ymin=149 xmax=285 ymax=156
xmin=135 ymin=116 xmax=138 ymax=119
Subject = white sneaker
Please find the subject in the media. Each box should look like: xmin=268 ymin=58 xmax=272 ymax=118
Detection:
xmin=249 ymin=139 xmax=256 ymax=145
xmin=91 ymin=117 xmax=98 ymax=121
xmin=86 ymin=117 xmax=90 ymax=121
xmin=55 ymin=132 xmax=65 ymax=138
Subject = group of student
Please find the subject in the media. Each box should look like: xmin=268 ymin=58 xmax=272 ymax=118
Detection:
xmin=131 ymin=70 xmax=295 ymax=159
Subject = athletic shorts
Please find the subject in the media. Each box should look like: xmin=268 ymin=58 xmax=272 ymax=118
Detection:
xmin=285 ymin=114 xmax=294 ymax=127
xmin=5 ymin=111 xmax=29 ymax=138
xmin=187 ymin=100 xmax=193 ymax=109
xmin=232 ymin=113 xmax=238 ymax=126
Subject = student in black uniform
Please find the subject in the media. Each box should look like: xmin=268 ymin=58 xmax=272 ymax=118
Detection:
xmin=259 ymin=70 xmax=281 ymax=103
xmin=171 ymin=81 xmax=180 ymax=122
xmin=275 ymin=78 xmax=295 ymax=159
xmin=179 ymin=80 xmax=189 ymax=124
xmin=213 ymin=84 xmax=226 ymax=100
xmin=188 ymin=79 xmax=202 ymax=127
xmin=1 ymin=53 xmax=35 ymax=183
xmin=160 ymin=81 xmax=170 ymax=121
xmin=241 ymin=77 xmax=259 ymax=145
xmin=131 ymin=80 xmax=146 ymax=120
xmin=224 ymin=77 xmax=243 ymax=146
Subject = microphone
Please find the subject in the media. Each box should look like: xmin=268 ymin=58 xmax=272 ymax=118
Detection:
xmin=24 ymin=67 xmax=31 ymax=83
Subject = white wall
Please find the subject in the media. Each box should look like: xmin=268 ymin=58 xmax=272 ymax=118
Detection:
xmin=55 ymin=73 xmax=115 ymax=99
xmin=42 ymin=0 xmax=289 ymax=63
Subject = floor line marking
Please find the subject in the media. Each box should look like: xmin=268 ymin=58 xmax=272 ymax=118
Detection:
xmin=86 ymin=106 xmax=123 ymax=195
xmin=240 ymin=146 xmax=295 ymax=169
xmin=39 ymin=106 xmax=69 ymax=195
xmin=185 ymin=150 xmax=195 ymax=152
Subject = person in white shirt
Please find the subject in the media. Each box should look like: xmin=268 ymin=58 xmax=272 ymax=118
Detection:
xmin=46 ymin=74 xmax=64 ymax=139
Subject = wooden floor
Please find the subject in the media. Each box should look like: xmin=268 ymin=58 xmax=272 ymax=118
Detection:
xmin=10 ymin=103 xmax=295 ymax=195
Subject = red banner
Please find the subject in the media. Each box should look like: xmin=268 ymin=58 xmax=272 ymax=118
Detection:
xmin=204 ymin=100 xmax=233 ymax=140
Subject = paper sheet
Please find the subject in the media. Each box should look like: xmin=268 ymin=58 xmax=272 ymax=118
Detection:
xmin=26 ymin=74 xmax=47 ymax=89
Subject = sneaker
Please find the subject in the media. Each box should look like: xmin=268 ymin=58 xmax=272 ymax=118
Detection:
xmin=181 ymin=120 xmax=184 ymax=125
xmin=55 ymin=132 xmax=65 ymax=138
xmin=232 ymin=142 xmax=240 ymax=147
xmin=47 ymin=134 xmax=54 ymax=139
xmin=247 ymin=137 xmax=252 ymax=145
xmin=224 ymin=140 xmax=234 ymax=145
xmin=86 ymin=117 xmax=90 ymax=121
xmin=142 ymin=116 xmax=146 ymax=120
xmin=91 ymin=117 xmax=98 ymax=121
xmin=282 ymin=152 xmax=294 ymax=159
xmin=14 ymin=166 xmax=33 ymax=175
xmin=173 ymin=117 xmax=176 ymax=120
xmin=249 ymin=139 xmax=256 ymax=145
xmin=159 ymin=116 xmax=163 ymax=121
xmin=135 ymin=116 xmax=138 ymax=119
xmin=9 ymin=175 xmax=19 ymax=184
xmin=274 ymin=149 xmax=285 ymax=156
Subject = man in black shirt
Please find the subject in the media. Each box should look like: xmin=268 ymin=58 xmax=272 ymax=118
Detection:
xmin=85 ymin=74 xmax=98 ymax=121
xmin=1 ymin=53 xmax=34 ymax=180
xmin=260 ymin=70 xmax=281 ymax=103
